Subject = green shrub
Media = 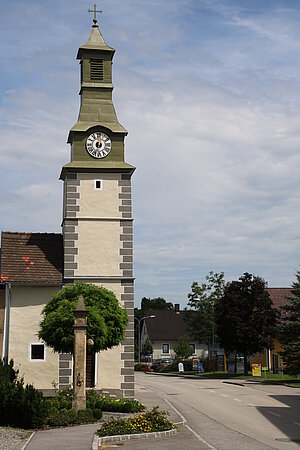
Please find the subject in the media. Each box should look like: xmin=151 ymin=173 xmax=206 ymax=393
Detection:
xmin=47 ymin=408 xmax=77 ymax=427
xmin=134 ymin=363 xmax=143 ymax=371
xmin=55 ymin=388 xmax=73 ymax=410
xmin=22 ymin=384 xmax=49 ymax=429
xmin=158 ymin=359 xmax=193 ymax=373
xmin=0 ymin=359 xmax=48 ymax=429
xmin=0 ymin=360 xmax=102 ymax=429
xmin=86 ymin=389 xmax=99 ymax=410
xmin=77 ymin=408 xmax=95 ymax=424
xmin=93 ymin=408 xmax=103 ymax=420
xmin=86 ymin=390 xmax=144 ymax=413
xmin=97 ymin=406 xmax=175 ymax=437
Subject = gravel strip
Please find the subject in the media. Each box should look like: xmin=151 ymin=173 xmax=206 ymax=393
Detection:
xmin=0 ymin=427 xmax=33 ymax=450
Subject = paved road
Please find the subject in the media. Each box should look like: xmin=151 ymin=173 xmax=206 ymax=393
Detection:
xmin=134 ymin=372 xmax=300 ymax=450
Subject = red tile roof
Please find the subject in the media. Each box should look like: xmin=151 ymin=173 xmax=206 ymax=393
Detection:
xmin=0 ymin=232 xmax=63 ymax=284
xmin=266 ymin=288 xmax=291 ymax=310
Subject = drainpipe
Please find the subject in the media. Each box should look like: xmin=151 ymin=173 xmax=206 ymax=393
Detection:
xmin=2 ymin=282 xmax=11 ymax=359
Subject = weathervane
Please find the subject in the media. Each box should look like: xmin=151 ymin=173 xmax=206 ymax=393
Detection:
xmin=88 ymin=3 xmax=103 ymax=27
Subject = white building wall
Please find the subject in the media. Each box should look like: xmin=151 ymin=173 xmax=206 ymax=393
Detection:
xmin=8 ymin=285 xmax=60 ymax=389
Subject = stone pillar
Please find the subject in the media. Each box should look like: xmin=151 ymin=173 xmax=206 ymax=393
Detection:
xmin=72 ymin=294 xmax=87 ymax=411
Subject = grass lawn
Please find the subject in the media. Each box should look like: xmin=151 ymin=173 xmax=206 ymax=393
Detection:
xmin=173 ymin=371 xmax=300 ymax=386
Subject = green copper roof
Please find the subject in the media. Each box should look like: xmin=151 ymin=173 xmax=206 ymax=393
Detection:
xmin=77 ymin=26 xmax=115 ymax=58
xmin=60 ymin=160 xmax=135 ymax=180
xmin=68 ymin=23 xmax=126 ymax=143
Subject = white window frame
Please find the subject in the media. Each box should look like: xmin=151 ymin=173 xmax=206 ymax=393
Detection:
xmin=162 ymin=343 xmax=170 ymax=354
xmin=29 ymin=343 xmax=46 ymax=362
xmin=94 ymin=179 xmax=103 ymax=190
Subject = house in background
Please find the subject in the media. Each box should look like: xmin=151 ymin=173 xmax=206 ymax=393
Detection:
xmin=140 ymin=305 xmax=207 ymax=361
xmin=141 ymin=288 xmax=290 ymax=373
xmin=250 ymin=288 xmax=290 ymax=373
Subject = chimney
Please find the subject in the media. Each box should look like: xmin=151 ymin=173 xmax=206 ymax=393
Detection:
xmin=174 ymin=304 xmax=180 ymax=313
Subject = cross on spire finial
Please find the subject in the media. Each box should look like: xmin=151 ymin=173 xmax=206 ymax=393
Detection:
xmin=88 ymin=3 xmax=103 ymax=28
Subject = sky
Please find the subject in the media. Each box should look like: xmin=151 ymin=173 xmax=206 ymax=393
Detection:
xmin=1 ymin=0 xmax=300 ymax=307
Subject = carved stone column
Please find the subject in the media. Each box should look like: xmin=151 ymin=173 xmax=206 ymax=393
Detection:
xmin=72 ymin=294 xmax=87 ymax=411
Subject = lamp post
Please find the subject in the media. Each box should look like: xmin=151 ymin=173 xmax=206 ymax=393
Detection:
xmin=134 ymin=315 xmax=155 ymax=364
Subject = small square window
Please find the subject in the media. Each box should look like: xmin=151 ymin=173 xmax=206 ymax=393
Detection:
xmin=30 ymin=344 xmax=45 ymax=361
xmin=95 ymin=180 xmax=102 ymax=190
xmin=162 ymin=344 xmax=169 ymax=354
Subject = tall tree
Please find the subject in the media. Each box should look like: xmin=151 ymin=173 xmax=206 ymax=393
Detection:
xmin=38 ymin=282 xmax=128 ymax=354
xmin=140 ymin=297 xmax=173 ymax=314
xmin=279 ymin=272 xmax=300 ymax=376
xmin=216 ymin=273 xmax=277 ymax=374
xmin=186 ymin=271 xmax=225 ymax=358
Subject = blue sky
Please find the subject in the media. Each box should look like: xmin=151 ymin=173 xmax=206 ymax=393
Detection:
xmin=1 ymin=0 xmax=300 ymax=307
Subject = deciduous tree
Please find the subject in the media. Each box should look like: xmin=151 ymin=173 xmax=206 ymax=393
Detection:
xmin=216 ymin=273 xmax=277 ymax=374
xmin=174 ymin=336 xmax=194 ymax=360
xmin=38 ymin=282 xmax=128 ymax=354
xmin=186 ymin=271 xmax=225 ymax=358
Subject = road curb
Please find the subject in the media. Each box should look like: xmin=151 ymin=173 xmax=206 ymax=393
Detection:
xmin=222 ymin=381 xmax=245 ymax=387
xmin=93 ymin=428 xmax=177 ymax=449
xmin=22 ymin=431 xmax=35 ymax=449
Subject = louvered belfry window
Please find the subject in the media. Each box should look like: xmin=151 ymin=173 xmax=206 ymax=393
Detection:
xmin=90 ymin=59 xmax=104 ymax=80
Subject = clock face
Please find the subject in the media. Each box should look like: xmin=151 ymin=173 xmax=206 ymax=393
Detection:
xmin=86 ymin=132 xmax=112 ymax=159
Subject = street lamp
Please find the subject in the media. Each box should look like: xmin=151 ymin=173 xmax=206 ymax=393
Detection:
xmin=134 ymin=315 xmax=155 ymax=364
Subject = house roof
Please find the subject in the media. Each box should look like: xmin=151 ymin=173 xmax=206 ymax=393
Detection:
xmin=266 ymin=288 xmax=291 ymax=310
xmin=144 ymin=288 xmax=292 ymax=342
xmin=144 ymin=310 xmax=190 ymax=341
xmin=0 ymin=232 xmax=63 ymax=284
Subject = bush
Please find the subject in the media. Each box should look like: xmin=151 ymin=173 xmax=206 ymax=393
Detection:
xmin=22 ymin=384 xmax=49 ymax=429
xmin=86 ymin=390 xmax=144 ymax=413
xmin=134 ymin=363 xmax=143 ymax=371
xmin=158 ymin=359 xmax=193 ymax=373
xmin=97 ymin=406 xmax=175 ymax=437
xmin=93 ymin=408 xmax=103 ymax=420
xmin=47 ymin=408 xmax=77 ymax=427
xmin=77 ymin=408 xmax=95 ymax=424
xmin=46 ymin=390 xmax=102 ymax=425
xmin=0 ymin=359 xmax=48 ymax=429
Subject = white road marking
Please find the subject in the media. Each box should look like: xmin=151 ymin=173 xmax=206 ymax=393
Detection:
xmin=293 ymin=422 xmax=300 ymax=426
xmin=185 ymin=423 xmax=217 ymax=449
xmin=209 ymin=389 xmax=216 ymax=393
xmin=221 ymin=394 xmax=229 ymax=397
xmin=248 ymin=403 xmax=255 ymax=407
xmin=268 ymin=411 xmax=281 ymax=418
xmin=234 ymin=398 xmax=242 ymax=402
xmin=164 ymin=398 xmax=217 ymax=450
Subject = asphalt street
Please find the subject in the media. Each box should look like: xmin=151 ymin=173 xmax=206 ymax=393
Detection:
xmin=131 ymin=372 xmax=300 ymax=450
xmin=26 ymin=373 xmax=300 ymax=449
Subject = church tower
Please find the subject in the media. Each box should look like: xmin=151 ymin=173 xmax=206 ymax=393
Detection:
xmin=60 ymin=10 xmax=135 ymax=398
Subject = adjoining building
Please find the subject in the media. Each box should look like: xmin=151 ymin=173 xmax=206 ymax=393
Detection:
xmin=250 ymin=288 xmax=290 ymax=373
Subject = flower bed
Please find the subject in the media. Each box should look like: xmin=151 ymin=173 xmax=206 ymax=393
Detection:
xmin=97 ymin=406 xmax=176 ymax=437
xmin=86 ymin=390 xmax=144 ymax=413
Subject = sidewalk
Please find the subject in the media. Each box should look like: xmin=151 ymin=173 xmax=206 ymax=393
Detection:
xmin=26 ymin=422 xmax=101 ymax=450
